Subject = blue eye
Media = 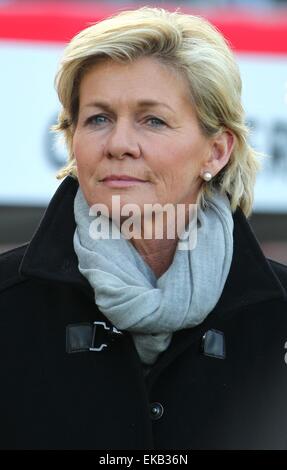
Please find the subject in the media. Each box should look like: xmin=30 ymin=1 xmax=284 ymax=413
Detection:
xmin=146 ymin=117 xmax=166 ymax=127
xmin=85 ymin=114 xmax=108 ymax=126
xmin=84 ymin=114 xmax=166 ymax=128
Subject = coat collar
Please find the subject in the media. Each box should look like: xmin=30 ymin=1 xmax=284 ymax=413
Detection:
xmin=19 ymin=176 xmax=91 ymax=295
xmin=19 ymin=176 xmax=287 ymax=311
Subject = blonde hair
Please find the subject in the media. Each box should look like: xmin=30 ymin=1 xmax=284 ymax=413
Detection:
xmin=53 ymin=6 xmax=263 ymax=216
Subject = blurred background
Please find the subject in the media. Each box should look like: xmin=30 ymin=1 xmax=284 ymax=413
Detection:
xmin=0 ymin=0 xmax=286 ymax=263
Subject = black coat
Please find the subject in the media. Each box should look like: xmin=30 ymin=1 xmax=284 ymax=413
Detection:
xmin=1 ymin=176 xmax=287 ymax=450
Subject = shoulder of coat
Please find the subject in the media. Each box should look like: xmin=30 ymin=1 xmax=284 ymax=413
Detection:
xmin=0 ymin=244 xmax=29 ymax=293
xmin=267 ymin=258 xmax=287 ymax=292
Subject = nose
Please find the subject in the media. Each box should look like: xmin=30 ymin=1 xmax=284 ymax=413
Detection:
xmin=104 ymin=119 xmax=142 ymax=160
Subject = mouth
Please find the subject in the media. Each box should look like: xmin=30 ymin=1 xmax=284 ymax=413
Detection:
xmin=100 ymin=174 xmax=148 ymax=188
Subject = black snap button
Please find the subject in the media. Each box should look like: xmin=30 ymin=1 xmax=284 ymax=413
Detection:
xmin=150 ymin=402 xmax=164 ymax=420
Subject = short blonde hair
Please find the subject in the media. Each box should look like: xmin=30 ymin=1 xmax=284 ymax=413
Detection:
xmin=53 ymin=6 xmax=262 ymax=216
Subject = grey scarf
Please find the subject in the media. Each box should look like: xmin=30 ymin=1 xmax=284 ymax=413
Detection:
xmin=73 ymin=187 xmax=234 ymax=365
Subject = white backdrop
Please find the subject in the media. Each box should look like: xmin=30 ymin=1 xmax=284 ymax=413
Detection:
xmin=0 ymin=42 xmax=287 ymax=212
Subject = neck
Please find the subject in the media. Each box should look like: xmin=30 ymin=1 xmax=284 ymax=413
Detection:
xmin=130 ymin=237 xmax=179 ymax=278
xmin=118 ymin=200 xmax=199 ymax=278
xmin=125 ymin=206 xmax=193 ymax=278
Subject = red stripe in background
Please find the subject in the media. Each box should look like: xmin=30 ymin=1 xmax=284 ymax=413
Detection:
xmin=0 ymin=1 xmax=287 ymax=54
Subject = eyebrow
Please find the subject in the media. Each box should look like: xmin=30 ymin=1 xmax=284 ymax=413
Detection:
xmin=83 ymin=100 xmax=175 ymax=113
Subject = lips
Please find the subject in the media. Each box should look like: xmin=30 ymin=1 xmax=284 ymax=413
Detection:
xmin=102 ymin=175 xmax=146 ymax=182
xmin=100 ymin=174 xmax=148 ymax=188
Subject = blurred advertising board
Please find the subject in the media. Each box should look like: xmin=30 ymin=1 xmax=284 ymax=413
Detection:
xmin=0 ymin=2 xmax=286 ymax=211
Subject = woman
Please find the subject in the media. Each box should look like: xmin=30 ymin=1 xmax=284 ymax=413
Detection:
xmin=0 ymin=6 xmax=287 ymax=450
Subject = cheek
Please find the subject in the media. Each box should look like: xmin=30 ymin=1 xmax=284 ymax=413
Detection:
xmin=73 ymin=131 xmax=98 ymax=170
xmin=72 ymin=131 xmax=84 ymax=163
xmin=155 ymin=143 xmax=195 ymax=178
xmin=176 ymin=139 xmax=207 ymax=174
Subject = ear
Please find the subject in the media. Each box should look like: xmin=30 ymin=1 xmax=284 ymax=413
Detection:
xmin=202 ymin=130 xmax=235 ymax=177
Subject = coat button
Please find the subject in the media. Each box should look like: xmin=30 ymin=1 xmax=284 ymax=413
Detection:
xmin=150 ymin=402 xmax=164 ymax=420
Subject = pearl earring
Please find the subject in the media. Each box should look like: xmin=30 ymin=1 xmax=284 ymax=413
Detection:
xmin=202 ymin=171 xmax=212 ymax=182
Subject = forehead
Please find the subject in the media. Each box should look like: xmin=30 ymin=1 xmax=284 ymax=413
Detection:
xmin=78 ymin=56 xmax=192 ymax=108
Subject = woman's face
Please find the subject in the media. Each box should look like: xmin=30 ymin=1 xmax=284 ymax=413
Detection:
xmin=73 ymin=56 xmax=215 ymax=214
